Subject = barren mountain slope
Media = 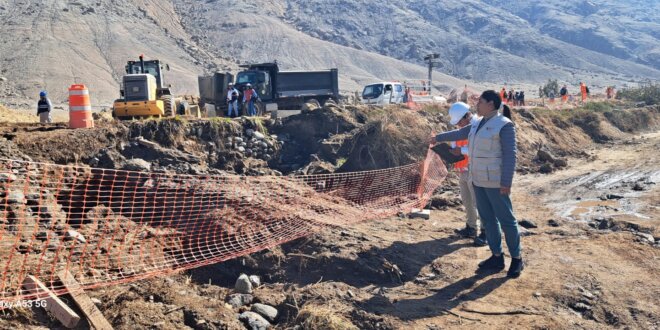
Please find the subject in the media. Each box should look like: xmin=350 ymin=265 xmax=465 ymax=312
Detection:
xmin=278 ymin=0 xmax=660 ymax=83
xmin=0 ymin=0 xmax=226 ymax=105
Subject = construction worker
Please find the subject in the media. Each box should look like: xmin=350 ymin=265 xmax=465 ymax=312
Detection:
xmin=460 ymin=85 xmax=469 ymax=103
xmin=580 ymin=82 xmax=588 ymax=103
xmin=226 ymin=83 xmax=239 ymax=117
xmin=242 ymin=83 xmax=260 ymax=116
xmin=37 ymin=90 xmax=52 ymax=124
xmin=500 ymin=87 xmax=507 ymax=104
xmin=560 ymin=85 xmax=568 ymax=103
xmin=435 ymin=90 xmax=524 ymax=278
xmin=606 ymin=86 xmax=615 ymax=100
xmin=447 ymin=102 xmax=487 ymax=246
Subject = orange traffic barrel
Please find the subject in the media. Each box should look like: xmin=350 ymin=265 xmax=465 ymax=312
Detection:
xmin=68 ymin=84 xmax=94 ymax=128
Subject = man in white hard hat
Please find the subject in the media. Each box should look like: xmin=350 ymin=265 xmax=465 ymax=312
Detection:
xmin=447 ymin=102 xmax=487 ymax=246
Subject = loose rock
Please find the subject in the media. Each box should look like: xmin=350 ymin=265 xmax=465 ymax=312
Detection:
xmin=65 ymin=230 xmax=86 ymax=244
xmin=251 ymin=303 xmax=278 ymax=322
xmin=122 ymin=158 xmax=151 ymax=172
xmin=235 ymin=274 xmax=253 ymax=294
xmin=537 ymin=149 xmax=555 ymax=163
xmin=239 ymin=311 xmax=270 ymax=330
xmin=539 ymin=163 xmax=553 ymax=174
xmin=248 ymin=275 xmax=261 ymax=287
xmin=519 ymin=219 xmax=538 ymax=229
xmin=226 ymin=293 xmax=254 ymax=308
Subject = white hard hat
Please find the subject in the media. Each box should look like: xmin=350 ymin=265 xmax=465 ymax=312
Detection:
xmin=448 ymin=102 xmax=470 ymax=125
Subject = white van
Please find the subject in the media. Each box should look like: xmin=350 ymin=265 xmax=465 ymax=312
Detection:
xmin=361 ymin=82 xmax=405 ymax=105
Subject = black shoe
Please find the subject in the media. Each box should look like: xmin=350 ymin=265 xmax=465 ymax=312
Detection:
xmin=454 ymin=226 xmax=477 ymax=238
xmin=473 ymin=232 xmax=488 ymax=247
xmin=507 ymin=258 xmax=524 ymax=278
xmin=478 ymin=254 xmax=505 ymax=271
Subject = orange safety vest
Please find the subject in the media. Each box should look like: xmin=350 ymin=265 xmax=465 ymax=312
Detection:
xmin=451 ymin=139 xmax=469 ymax=171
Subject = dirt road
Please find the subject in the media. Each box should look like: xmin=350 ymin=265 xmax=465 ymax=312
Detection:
xmin=320 ymin=131 xmax=659 ymax=329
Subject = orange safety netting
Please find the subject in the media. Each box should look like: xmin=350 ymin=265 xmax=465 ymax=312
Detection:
xmin=0 ymin=148 xmax=446 ymax=305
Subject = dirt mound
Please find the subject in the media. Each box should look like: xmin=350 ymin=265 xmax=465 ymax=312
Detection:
xmin=273 ymin=103 xmax=363 ymax=173
xmin=513 ymin=104 xmax=660 ymax=173
xmin=339 ymin=109 xmax=433 ymax=172
xmin=0 ymin=104 xmax=38 ymax=123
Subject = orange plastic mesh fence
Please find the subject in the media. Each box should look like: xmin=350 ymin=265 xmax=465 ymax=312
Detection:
xmin=0 ymin=148 xmax=446 ymax=305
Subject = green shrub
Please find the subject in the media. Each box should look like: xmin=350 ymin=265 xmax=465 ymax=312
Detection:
xmin=616 ymin=83 xmax=660 ymax=105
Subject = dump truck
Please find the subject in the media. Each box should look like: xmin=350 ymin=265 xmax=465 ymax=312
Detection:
xmin=197 ymin=72 xmax=234 ymax=117
xmin=199 ymin=62 xmax=339 ymax=115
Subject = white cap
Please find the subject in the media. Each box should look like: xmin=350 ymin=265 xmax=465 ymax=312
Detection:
xmin=448 ymin=102 xmax=470 ymax=125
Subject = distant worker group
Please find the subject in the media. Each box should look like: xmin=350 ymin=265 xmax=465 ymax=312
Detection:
xmin=225 ymin=83 xmax=261 ymax=118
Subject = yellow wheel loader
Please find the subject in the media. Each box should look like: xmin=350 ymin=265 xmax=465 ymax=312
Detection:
xmin=113 ymin=55 xmax=188 ymax=120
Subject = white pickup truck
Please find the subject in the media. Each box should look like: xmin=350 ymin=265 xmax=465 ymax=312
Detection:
xmin=361 ymin=82 xmax=405 ymax=105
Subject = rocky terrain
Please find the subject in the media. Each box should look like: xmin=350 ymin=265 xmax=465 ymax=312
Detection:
xmin=0 ymin=100 xmax=658 ymax=329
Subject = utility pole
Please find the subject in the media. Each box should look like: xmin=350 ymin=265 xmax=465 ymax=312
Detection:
xmin=423 ymin=53 xmax=440 ymax=93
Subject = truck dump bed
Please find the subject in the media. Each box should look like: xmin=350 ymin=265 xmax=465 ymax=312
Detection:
xmin=198 ymin=72 xmax=233 ymax=105
xmin=277 ymin=69 xmax=339 ymax=99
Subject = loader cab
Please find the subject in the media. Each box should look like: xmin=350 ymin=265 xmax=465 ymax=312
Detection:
xmin=124 ymin=55 xmax=171 ymax=96
xmin=362 ymin=82 xmax=404 ymax=105
xmin=123 ymin=74 xmax=158 ymax=101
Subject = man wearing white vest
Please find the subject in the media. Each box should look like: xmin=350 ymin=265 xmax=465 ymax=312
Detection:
xmin=447 ymin=102 xmax=487 ymax=246
xmin=434 ymin=90 xmax=524 ymax=278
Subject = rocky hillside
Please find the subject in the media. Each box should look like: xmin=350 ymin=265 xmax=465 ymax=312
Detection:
xmin=0 ymin=0 xmax=658 ymax=106
xmin=279 ymin=0 xmax=660 ymax=84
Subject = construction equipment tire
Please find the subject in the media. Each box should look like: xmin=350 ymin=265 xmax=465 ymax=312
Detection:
xmin=162 ymin=95 xmax=175 ymax=117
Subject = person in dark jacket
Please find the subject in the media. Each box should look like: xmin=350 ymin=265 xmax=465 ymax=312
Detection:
xmin=37 ymin=90 xmax=52 ymax=124
xmin=434 ymin=90 xmax=524 ymax=278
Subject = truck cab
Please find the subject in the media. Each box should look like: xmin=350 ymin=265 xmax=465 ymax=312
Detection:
xmin=362 ymin=82 xmax=405 ymax=105
xmin=235 ymin=63 xmax=277 ymax=102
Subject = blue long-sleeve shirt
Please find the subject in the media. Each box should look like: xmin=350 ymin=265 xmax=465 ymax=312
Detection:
xmin=436 ymin=119 xmax=517 ymax=187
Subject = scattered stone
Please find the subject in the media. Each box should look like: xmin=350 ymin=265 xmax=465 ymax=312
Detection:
xmin=237 ymin=146 xmax=245 ymax=153
xmin=253 ymin=131 xmax=265 ymax=140
xmin=91 ymin=298 xmax=102 ymax=305
xmin=632 ymin=183 xmax=645 ymax=191
xmin=235 ymin=274 xmax=253 ymax=294
xmin=251 ymin=303 xmax=278 ymax=322
xmin=519 ymin=219 xmax=538 ymax=229
xmin=122 ymin=158 xmax=151 ymax=172
xmin=537 ymin=149 xmax=555 ymax=163
xmin=554 ymin=158 xmax=568 ymax=168
xmin=6 ymin=190 xmax=26 ymax=204
xmin=606 ymin=194 xmax=624 ymax=200
xmin=0 ymin=77 xmax=7 ymax=82
xmin=248 ymin=275 xmax=261 ymax=287
xmin=409 ymin=208 xmax=431 ymax=220
xmin=239 ymin=311 xmax=270 ymax=330
xmin=539 ymin=163 xmax=554 ymax=174
xmin=234 ymin=137 xmax=244 ymax=143
xmin=65 ymin=230 xmax=86 ymax=244
xmin=0 ymin=173 xmax=17 ymax=183
xmin=581 ymin=290 xmax=595 ymax=300
xmin=595 ymin=217 xmax=615 ymax=230
xmin=226 ymin=293 xmax=254 ymax=308
xmin=246 ymin=129 xmax=254 ymax=137
xmin=548 ymin=219 xmax=561 ymax=227
xmin=571 ymin=302 xmax=592 ymax=312
xmin=533 ymin=292 xmax=542 ymax=298
xmin=635 ymin=232 xmax=655 ymax=244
